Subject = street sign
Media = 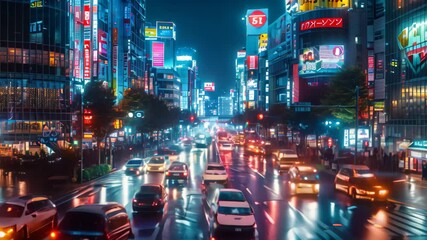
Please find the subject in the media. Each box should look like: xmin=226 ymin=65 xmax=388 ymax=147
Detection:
xmin=248 ymin=10 xmax=267 ymax=28
xmin=294 ymin=102 xmax=311 ymax=112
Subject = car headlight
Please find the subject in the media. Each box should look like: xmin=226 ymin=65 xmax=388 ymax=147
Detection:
xmin=0 ymin=226 xmax=15 ymax=238
xmin=357 ymin=189 xmax=366 ymax=194
xmin=379 ymin=190 xmax=388 ymax=196
xmin=122 ymin=166 xmax=127 ymax=171
xmin=139 ymin=166 xmax=144 ymax=171
xmin=315 ymin=184 xmax=320 ymax=191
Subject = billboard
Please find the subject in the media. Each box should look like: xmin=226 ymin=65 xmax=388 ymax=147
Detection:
xmin=145 ymin=27 xmax=157 ymax=37
xmin=246 ymin=9 xmax=268 ymax=35
xmin=299 ymin=45 xmax=344 ymax=76
xmin=237 ymin=50 xmax=246 ymax=58
xmin=397 ymin=20 xmax=427 ymax=75
xmin=156 ymin=21 xmax=176 ymax=39
xmin=83 ymin=4 xmax=90 ymax=26
xmin=343 ymin=128 xmax=370 ymax=148
xmin=298 ymin=0 xmax=351 ymax=12
xmin=204 ymin=82 xmax=215 ymax=92
xmin=258 ymin=34 xmax=268 ymax=53
xmin=83 ymin=40 xmax=91 ymax=80
xmin=247 ymin=55 xmax=258 ymax=70
xmin=268 ymin=13 xmax=292 ymax=52
xmin=152 ymin=42 xmax=165 ymax=67
xmin=300 ymin=18 xmax=343 ymax=31
xmin=99 ymin=30 xmax=108 ymax=57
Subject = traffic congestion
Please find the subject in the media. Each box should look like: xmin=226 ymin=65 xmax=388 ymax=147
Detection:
xmin=1 ymin=124 xmax=427 ymax=240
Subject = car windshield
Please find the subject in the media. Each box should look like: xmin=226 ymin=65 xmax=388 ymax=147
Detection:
xmin=149 ymin=158 xmax=164 ymax=164
xmin=218 ymin=191 xmax=245 ymax=201
xmin=218 ymin=206 xmax=252 ymax=215
xmin=59 ymin=212 xmax=105 ymax=232
xmin=0 ymin=203 xmax=24 ymax=218
xmin=299 ymin=173 xmax=319 ymax=181
xmin=127 ymin=160 xmax=143 ymax=165
xmin=207 ymin=166 xmax=225 ymax=171
xmin=354 ymin=169 xmax=375 ymax=177
xmin=169 ymin=165 xmax=185 ymax=171
xmin=140 ymin=185 xmax=161 ymax=192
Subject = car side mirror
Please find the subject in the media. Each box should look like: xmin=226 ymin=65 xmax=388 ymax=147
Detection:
xmin=31 ymin=213 xmax=37 ymax=218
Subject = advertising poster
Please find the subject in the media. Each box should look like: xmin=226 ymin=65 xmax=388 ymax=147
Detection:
xmin=298 ymin=0 xmax=351 ymax=12
xmin=99 ymin=30 xmax=108 ymax=57
xmin=145 ymin=27 xmax=157 ymax=37
xmin=156 ymin=21 xmax=176 ymax=39
xmin=268 ymin=13 xmax=291 ymax=53
xmin=83 ymin=40 xmax=91 ymax=80
xmin=152 ymin=42 xmax=165 ymax=67
xmin=247 ymin=55 xmax=259 ymax=70
xmin=299 ymin=45 xmax=344 ymax=76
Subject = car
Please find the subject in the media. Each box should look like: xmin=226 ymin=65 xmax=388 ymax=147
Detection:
xmin=165 ymin=162 xmax=189 ymax=181
xmin=202 ymin=163 xmax=228 ymax=185
xmin=334 ymin=165 xmax=388 ymax=201
xmin=132 ymin=184 xmax=167 ymax=213
xmin=157 ymin=147 xmax=179 ymax=161
xmin=210 ymin=189 xmax=255 ymax=237
xmin=146 ymin=156 xmax=167 ymax=173
xmin=122 ymin=158 xmax=146 ymax=175
xmin=275 ymin=150 xmax=301 ymax=172
xmin=218 ymin=140 xmax=233 ymax=151
xmin=288 ymin=165 xmax=320 ymax=195
xmin=52 ymin=202 xmax=133 ymax=239
xmin=0 ymin=195 xmax=57 ymax=240
xmin=244 ymin=143 xmax=265 ymax=155
xmin=270 ymin=149 xmax=297 ymax=160
xmin=180 ymin=138 xmax=193 ymax=149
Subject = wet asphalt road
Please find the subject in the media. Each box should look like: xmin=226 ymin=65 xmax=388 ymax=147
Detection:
xmin=1 ymin=143 xmax=427 ymax=240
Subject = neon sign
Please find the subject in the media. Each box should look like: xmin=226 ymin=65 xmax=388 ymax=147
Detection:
xmin=300 ymin=18 xmax=343 ymax=31
xmin=397 ymin=21 xmax=427 ymax=74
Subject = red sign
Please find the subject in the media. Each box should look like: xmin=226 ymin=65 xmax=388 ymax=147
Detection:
xmin=83 ymin=5 xmax=90 ymax=26
xmin=246 ymin=55 xmax=259 ymax=70
xmin=300 ymin=18 xmax=343 ymax=31
xmin=83 ymin=40 xmax=91 ymax=79
xmin=204 ymin=82 xmax=215 ymax=92
xmin=248 ymin=10 xmax=267 ymax=28
xmin=152 ymin=42 xmax=165 ymax=67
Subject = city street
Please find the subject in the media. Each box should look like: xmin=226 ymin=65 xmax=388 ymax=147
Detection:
xmin=1 ymin=142 xmax=427 ymax=239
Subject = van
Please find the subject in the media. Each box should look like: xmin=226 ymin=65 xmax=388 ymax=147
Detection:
xmin=52 ymin=202 xmax=134 ymax=240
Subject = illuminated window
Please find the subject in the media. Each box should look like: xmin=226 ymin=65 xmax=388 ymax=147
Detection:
xmin=392 ymin=100 xmax=398 ymax=108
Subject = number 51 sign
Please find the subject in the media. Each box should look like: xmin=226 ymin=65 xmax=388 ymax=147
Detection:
xmin=248 ymin=10 xmax=267 ymax=28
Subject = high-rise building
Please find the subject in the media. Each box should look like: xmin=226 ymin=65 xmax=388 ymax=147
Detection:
xmin=218 ymin=97 xmax=233 ymax=117
xmin=235 ymin=49 xmax=246 ymax=114
xmin=0 ymin=0 xmax=71 ymax=154
xmin=144 ymin=21 xmax=180 ymax=108
xmin=176 ymin=47 xmax=197 ymax=111
xmin=384 ymin=1 xmax=427 ymax=172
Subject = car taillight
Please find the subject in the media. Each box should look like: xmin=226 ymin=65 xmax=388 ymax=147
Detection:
xmin=50 ymin=231 xmax=58 ymax=239
xmin=166 ymin=171 xmax=170 ymax=176
xmin=132 ymin=198 xmax=138 ymax=203
xmin=183 ymin=171 xmax=188 ymax=176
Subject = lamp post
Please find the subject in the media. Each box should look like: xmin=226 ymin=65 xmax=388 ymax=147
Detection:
xmin=355 ymin=86 xmax=359 ymax=165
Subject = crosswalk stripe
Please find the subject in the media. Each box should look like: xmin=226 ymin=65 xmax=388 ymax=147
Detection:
xmin=388 ymin=211 xmax=427 ymax=234
xmin=387 ymin=215 xmax=426 ymax=236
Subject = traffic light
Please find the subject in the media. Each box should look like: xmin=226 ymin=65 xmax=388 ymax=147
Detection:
xmin=257 ymin=113 xmax=264 ymax=121
xmin=190 ymin=115 xmax=195 ymax=123
xmin=327 ymin=138 xmax=333 ymax=148
xmin=363 ymin=140 xmax=369 ymax=151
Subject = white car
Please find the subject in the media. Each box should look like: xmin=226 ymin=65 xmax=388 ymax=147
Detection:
xmin=202 ymin=163 xmax=228 ymax=185
xmin=218 ymin=140 xmax=233 ymax=151
xmin=210 ymin=190 xmax=256 ymax=237
xmin=146 ymin=156 xmax=167 ymax=172
xmin=0 ymin=195 xmax=57 ymax=239
xmin=122 ymin=158 xmax=145 ymax=175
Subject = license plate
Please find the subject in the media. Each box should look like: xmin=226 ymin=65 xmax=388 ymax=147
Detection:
xmin=173 ymin=173 xmax=180 ymax=176
xmin=235 ymin=228 xmax=242 ymax=232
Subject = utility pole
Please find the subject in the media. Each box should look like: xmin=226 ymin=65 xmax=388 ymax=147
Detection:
xmin=355 ymin=86 xmax=359 ymax=165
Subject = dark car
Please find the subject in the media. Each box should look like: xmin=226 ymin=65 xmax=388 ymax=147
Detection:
xmin=132 ymin=184 xmax=167 ymax=213
xmin=334 ymin=165 xmax=388 ymax=201
xmin=52 ymin=202 xmax=133 ymax=240
xmin=165 ymin=162 xmax=189 ymax=181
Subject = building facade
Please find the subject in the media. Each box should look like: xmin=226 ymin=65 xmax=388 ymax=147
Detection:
xmin=0 ymin=0 xmax=71 ymax=154
xmin=218 ymin=96 xmax=233 ymax=117
xmin=176 ymin=47 xmax=197 ymax=111
xmin=384 ymin=1 xmax=427 ymax=172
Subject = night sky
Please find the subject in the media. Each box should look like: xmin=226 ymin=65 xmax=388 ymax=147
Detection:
xmin=146 ymin=0 xmax=285 ymax=97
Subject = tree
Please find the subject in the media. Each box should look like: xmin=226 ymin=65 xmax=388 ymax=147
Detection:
xmin=320 ymin=67 xmax=368 ymax=124
xmin=83 ymin=82 xmax=117 ymax=164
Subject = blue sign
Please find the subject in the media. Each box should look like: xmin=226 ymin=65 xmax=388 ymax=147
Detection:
xmin=156 ymin=21 xmax=176 ymax=39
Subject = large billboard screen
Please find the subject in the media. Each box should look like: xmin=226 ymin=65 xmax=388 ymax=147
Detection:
xmin=152 ymin=42 xmax=165 ymax=67
xmin=268 ymin=13 xmax=292 ymax=53
xmin=299 ymin=45 xmax=344 ymax=76
xmin=343 ymin=128 xmax=370 ymax=148
xmin=298 ymin=0 xmax=351 ymax=12
xmin=156 ymin=21 xmax=176 ymax=39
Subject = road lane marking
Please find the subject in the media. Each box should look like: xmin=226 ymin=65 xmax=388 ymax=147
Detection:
xmin=387 ymin=198 xmax=427 ymax=212
xmin=264 ymin=210 xmax=275 ymax=224
xmin=253 ymin=169 xmax=265 ymax=179
xmin=264 ymin=185 xmax=279 ymax=195
xmin=246 ymin=187 xmax=253 ymax=195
